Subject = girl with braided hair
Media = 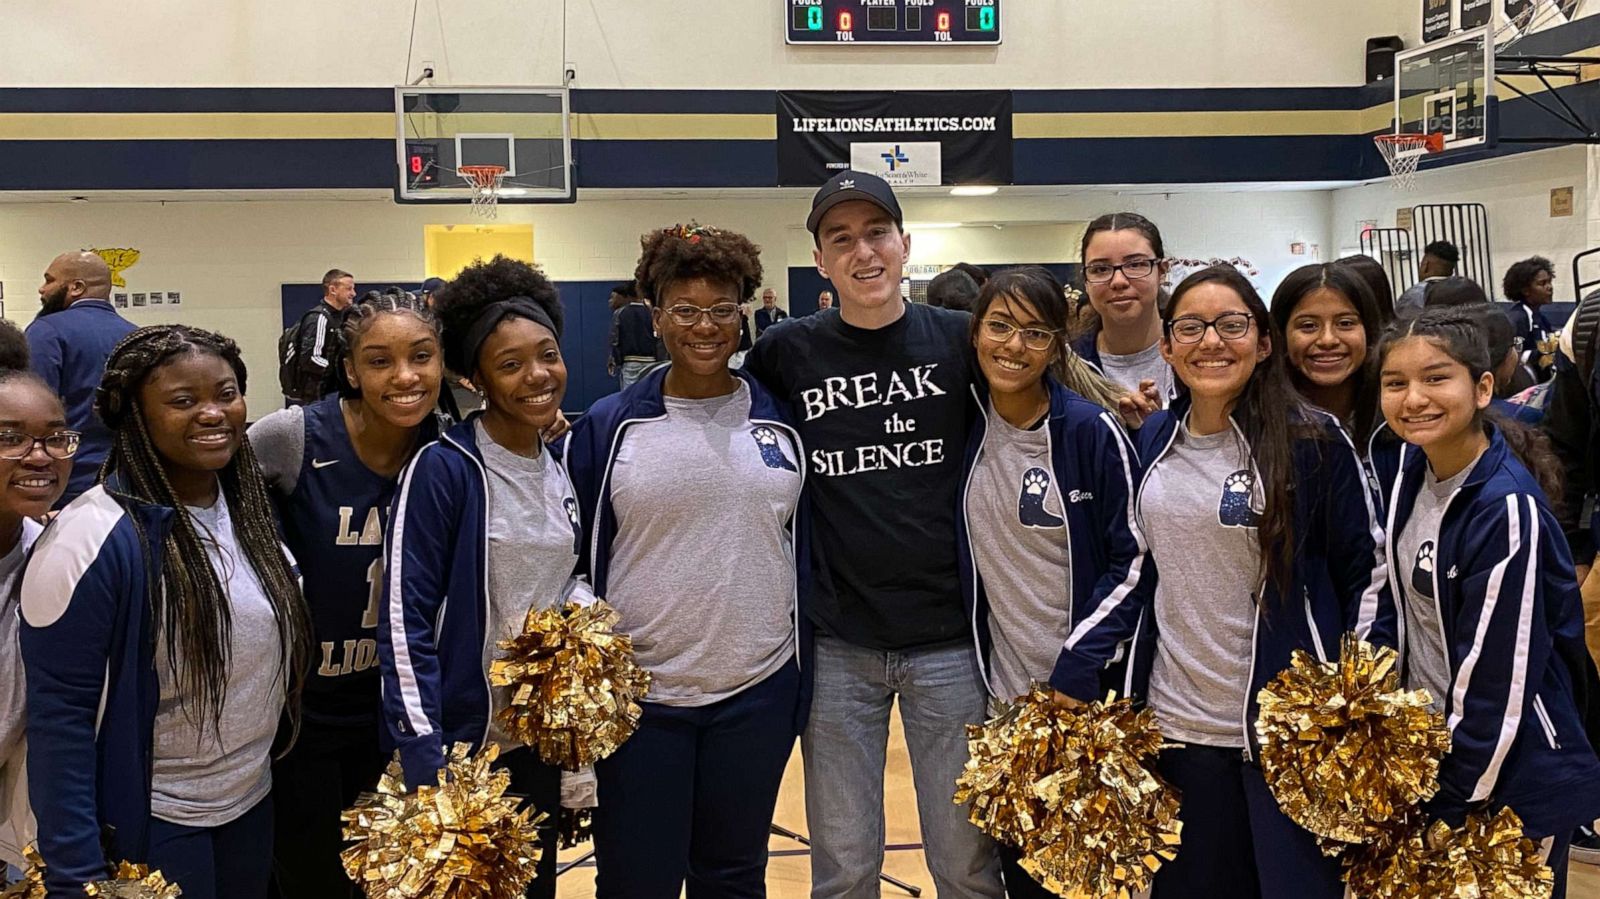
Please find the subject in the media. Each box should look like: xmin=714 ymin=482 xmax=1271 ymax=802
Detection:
xmin=19 ymin=325 xmax=310 ymax=899
xmin=379 ymin=255 xmax=585 ymax=899
xmin=249 ymin=290 xmax=443 ymax=899
xmin=565 ymin=224 xmax=806 ymax=898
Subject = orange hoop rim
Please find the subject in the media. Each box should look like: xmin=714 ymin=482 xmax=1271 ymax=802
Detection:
xmin=458 ymin=164 xmax=507 ymax=187
xmin=1373 ymin=133 xmax=1445 ymax=154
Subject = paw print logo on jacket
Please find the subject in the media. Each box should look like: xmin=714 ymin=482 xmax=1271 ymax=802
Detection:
xmin=1017 ymin=467 xmax=1065 ymax=529
xmin=562 ymin=496 xmax=582 ymax=554
xmin=1411 ymin=540 xmax=1436 ymax=598
xmin=750 ymin=426 xmax=797 ymax=472
xmin=1218 ymin=469 xmax=1262 ymax=528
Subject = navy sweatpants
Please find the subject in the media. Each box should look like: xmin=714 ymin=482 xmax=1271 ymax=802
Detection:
xmin=1153 ymin=744 xmax=1343 ymax=899
xmin=592 ymin=661 xmax=799 ymax=899
xmin=147 ymin=795 xmax=274 ymax=899
xmin=499 ymin=746 xmax=562 ymax=899
xmin=268 ymin=719 xmax=387 ymax=899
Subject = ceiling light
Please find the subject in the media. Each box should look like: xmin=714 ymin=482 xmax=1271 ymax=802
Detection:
xmin=906 ymin=222 xmax=962 ymax=229
xmin=498 ymin=187 xmax=530 ymax=197
xmin=950 ymin=186 xmax=998 ymax=197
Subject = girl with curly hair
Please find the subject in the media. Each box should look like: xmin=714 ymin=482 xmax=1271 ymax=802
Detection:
xmin=565 ymin=224 xmax=807 ymax=898
xmin=20 ymin=325 xmax=311 ymax=899
xmin=378 ymin=256 xmax=586 ymax=899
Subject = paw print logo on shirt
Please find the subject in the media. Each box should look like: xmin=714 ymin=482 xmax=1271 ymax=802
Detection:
xmin=750 ymin=426 xmax=797 ymax=472
xmin=1218 ymin=469 xmax=1262 ymax=528
xmin=1017 ymin=467 xmax=1065 ymax=529
xmin=1411 ymin=540 xmax=1436 ymax=598
xmin=562 ymin=496 xmax=582 ymax=554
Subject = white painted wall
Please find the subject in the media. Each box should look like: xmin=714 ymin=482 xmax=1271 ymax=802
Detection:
xmin=0 ymin=0 xmax=1407 ymax=89
xmin=0 ymin=185 xmax=1331 ymax=412
xmin=1328 ymin=145 xmax=1594 ymax=295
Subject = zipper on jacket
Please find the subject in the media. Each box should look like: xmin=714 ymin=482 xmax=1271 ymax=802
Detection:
xmin=963 ymin=386 xmax=996 ymax=696
xmin=1533 ymin=694 xmax=1561 ymax=750
xmin=441 ymin=432 xmax=497 ymax=751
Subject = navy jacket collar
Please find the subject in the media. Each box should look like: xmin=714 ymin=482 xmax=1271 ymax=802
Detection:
xmin=1396 ymin=420 xmax=1509 ymax=491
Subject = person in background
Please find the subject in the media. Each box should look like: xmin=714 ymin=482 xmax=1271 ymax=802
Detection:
xmin=0 ymin=363 xmax=76 ymax=876
xmin=1504 ymin=256 xmax=1558 ymax=383
xmin=1374 ymin=307 xmax=1600 ymax=899
xmin=754 ymin=287 xmax=788 ymax=338
xmin=1072 ymin=213 xmax=1176 ymax=404
xmin=22 ymin=325 xmax=312 ymax=899
xmin=282 ymin=269 xmax=357 ymax=406
xmin=419 ymin=277 xmax=445 ymax=309
xmin=817 ymin=290 xmax=834 ymax=312
xmin=609 ymin=282 xmax=657 ymax=391
xmin=1270 ymin=262 xmax=1385 ymax=448
xmin=1336 ymin=253 xmax=1399 ymax=324
xmin=1467 ymin=303 xmax=1544 ymax=425
xmin=251 ymin=292 xmax=444 ymax=899
xmin=926 ymin=268 xmax=980 ymax=312
xmin=742 ymin=170 xmax=1004 ymax=898
xmin=26 ymin=251 xmax=135 ymax=507
xmin=1395 ymin=240 xmax=1459 ymax=316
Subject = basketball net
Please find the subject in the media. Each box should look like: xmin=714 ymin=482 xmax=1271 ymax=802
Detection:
xmin=1373 ymin=133 xmax=1444 ymax=191
xmin=459 ymin=165 xmax=507 ymax=218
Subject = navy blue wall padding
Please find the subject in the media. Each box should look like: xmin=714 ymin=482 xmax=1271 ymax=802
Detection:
xmin=281 ymin=279 xmax=625 ymax=414
xmin=0 ymin=139 xmax=393 ymax=190
xmin=572 ymin=139 xmax=778 ymax=188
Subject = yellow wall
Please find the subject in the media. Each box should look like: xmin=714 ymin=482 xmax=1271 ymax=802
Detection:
xmin=423 ymin=224 xmax=535 ymax=279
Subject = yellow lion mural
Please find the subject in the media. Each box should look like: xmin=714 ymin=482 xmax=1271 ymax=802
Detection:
xmin=90 ymin=248 xmax=140 ymax=289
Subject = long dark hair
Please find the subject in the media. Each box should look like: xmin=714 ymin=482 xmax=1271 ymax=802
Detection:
xmin=1334 ymin=254 xmax=1397 ymax=324
xmin=970 ymin=267 xmax=1127 ymax=414
xmin=1165 ymin=265 xmax=1317 ymax=598
xmin=1270 ymin=263 xmax=1383 ymax=445
xmin=1376 ymin=308 xmax=1564 ymax=503
xmin=95 ymin=325 xmax=312 ymax=741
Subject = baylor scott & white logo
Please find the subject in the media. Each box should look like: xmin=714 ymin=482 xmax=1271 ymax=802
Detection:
xmin=850 ymin=141 xmax=942 ymax=186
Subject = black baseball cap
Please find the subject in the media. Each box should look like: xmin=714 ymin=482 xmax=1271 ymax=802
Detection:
xmin=806 ymin=170 xmax=904 ymax=235
xmin=421 ymin=277 xmax=446 ymax=294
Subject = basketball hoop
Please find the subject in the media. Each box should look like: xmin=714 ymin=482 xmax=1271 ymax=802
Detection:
xmin=1373 ymin=133 xmax=1445 ymax=191
xmin=458 ymin=165 xmax=507 ymax=218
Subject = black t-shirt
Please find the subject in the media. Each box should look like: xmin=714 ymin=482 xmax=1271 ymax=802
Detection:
xmin=744 ymin=303 xmax=974 ymax=650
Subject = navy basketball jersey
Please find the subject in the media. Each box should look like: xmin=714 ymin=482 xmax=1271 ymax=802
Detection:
xmin=276 ymin=397 xmax=437 ymax=727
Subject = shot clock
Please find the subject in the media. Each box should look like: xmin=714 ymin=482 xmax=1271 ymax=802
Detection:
xmin=785 ymin=0 xmax=1000 ymax=45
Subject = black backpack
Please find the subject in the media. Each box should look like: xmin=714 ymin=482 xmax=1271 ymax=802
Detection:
xmin=278 ymin=305 xmax=337 ymax=401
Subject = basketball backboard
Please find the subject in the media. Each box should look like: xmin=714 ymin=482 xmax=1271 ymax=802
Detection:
xmin=1394 ymin=27 xmax=1497 ymax=154
xmin=395 ymin=86 xmax=574 ymax=204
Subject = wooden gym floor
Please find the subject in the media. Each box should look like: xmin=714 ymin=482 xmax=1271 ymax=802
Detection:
xmin=556 ymin=703 xmax=1600 ymax=898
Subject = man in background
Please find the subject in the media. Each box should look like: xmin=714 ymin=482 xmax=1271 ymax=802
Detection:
xmin=609 ymin=281 xmax=656 ymax=390
xmin=420 ymin=276 xmax=445 ymax=308
xmin=926 ymin=267 xmax=981 ymax=312
xmin=1395 ymin=240 xmax=1459 ymax=316
xmin=282 ymin=268 xmax=356 ymax=405
xmin=817 ymin=290 xmax=834 ymax=312
xmin=28 ymin=250 xmax=135 ymax=506
xmin=754 ymin=287 xmax=788 ymax=337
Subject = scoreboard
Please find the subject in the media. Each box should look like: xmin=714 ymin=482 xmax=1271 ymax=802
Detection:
xmin=785 ymin=0 xmax=1001 ymax=45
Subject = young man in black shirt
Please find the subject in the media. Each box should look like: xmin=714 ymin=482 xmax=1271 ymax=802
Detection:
xmin=743 ymin=171 xmax=1002 ymax=898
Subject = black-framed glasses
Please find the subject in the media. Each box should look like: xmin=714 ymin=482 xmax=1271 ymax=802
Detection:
xmin=663 ymin=303 xmax=742 ymax=327
xmin=1083 ymin=258 xmax=1160 ymax=284
xmin=979 ymin=318 xmax=1060 ymax=351
xmin=1166 ymin=313 xmax=1255 ymax=344
xmin=0 ymin=429 xmax=80 ymax=460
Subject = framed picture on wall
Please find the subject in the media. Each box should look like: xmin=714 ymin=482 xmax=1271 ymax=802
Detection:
xmin=167 ymin=291 xmax=182 ymax=306
xmin=114 ymin=293 xmax=128 ymax=308
xmin=150 ymin=291 xmax=164 ymax=305
xmin=132 ymin=293 xmax=147 ymax=307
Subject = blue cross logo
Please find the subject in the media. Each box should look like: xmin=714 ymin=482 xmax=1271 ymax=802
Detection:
xmin=881 ymin=145 xmax=910 ymax=171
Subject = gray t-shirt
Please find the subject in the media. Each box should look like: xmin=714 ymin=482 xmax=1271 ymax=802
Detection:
xmin=967 ymin=402 xmax=1072 ymax=701
xmin=474 ymin=420 xmax=588 ymax=751
xmin=606 ymin=381 xmax=802 ymax=706
xmin=1142 ymin=419 xmax=1262 ymax=748
xmin=247 ymin=405 xmax=306 ymax=494
xmin=150 ymin=496 xmax=284 ymax=826
xmin=0 ymin=519 xmax=45 ymax=772
xmin=1098 ymin=340 xmax=1174 ymax=404
xmin=1398 ymin=452 xmax=1480 ymax=710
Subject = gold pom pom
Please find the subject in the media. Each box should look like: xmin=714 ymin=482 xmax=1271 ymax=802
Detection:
xmin=1255 ymin=633 xmax=1450 ymax=852
xmin=954 ymin=686 xmax=1182 ymax=899
xmin=488 ymin=599 xmax=651 ymax=770
xmin=1343 ymin=807 xmax=1554 ymax=899
xmin=0 ymin=846 xmax=46 ymax=899
xmin=340 ymin=743 xmax=546 ymax=899
xmin=83 ymin=862 xmax=183 ymax=898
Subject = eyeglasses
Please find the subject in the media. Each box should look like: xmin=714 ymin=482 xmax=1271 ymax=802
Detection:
xmin=1166 ymin=313 xmax=1255 ymax=344
xmin=1083 ymin=259 xmax=1160 ymax=284
xmin=0 ymin=429 xmax=80 ymax=460
xmin=980 ymin=318 xmax=1060 ymax=351
xmin=663 ymin=303 xmax=742 ymax=327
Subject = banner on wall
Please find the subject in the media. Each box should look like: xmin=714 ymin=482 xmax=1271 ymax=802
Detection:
xmin=777 ymin=91 xmax=1012 ymax=186
xmin=1459 ymin=0 xmax=1493 ymax=29
xmin=1422 ymin=0 xmax=1451 ymax=42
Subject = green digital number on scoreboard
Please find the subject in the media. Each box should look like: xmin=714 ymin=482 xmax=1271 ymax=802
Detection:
xmin=785 ymin=1 xmax=1001 ymax=45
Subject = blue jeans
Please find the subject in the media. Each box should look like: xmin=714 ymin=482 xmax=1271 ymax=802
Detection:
xmin=802 ymin=636 xmax=1002 ymax=899
xmin=619 ymin=360 xmax=653 ymax=391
